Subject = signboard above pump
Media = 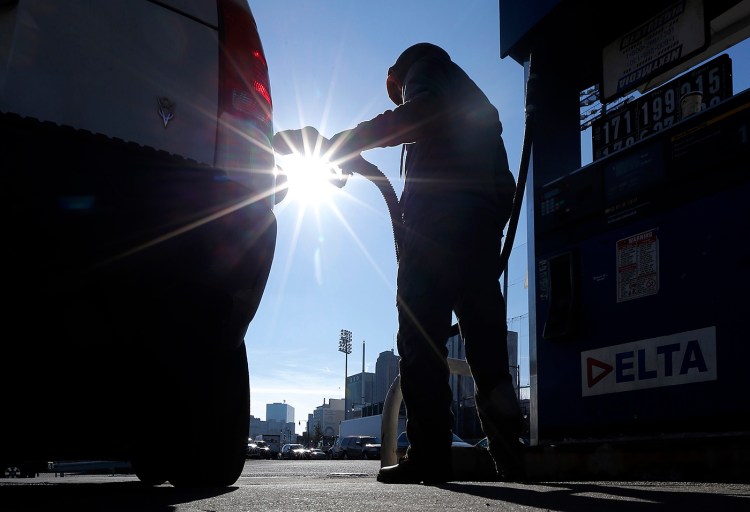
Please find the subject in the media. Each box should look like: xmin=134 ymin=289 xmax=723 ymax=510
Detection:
xmin=601 ymin=0 xmax=709 ymax=102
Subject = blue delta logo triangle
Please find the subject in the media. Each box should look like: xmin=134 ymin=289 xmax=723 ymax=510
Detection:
xmin=587 ymin=357 xmax=613 ymax=388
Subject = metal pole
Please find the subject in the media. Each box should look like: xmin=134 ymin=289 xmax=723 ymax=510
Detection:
xmin=344 ymin=352 xmax=348 ymax=419
xmin=362 ymin=340 xmax=366 ymax=411
xmin=503 ymin=262 xmax=509 ymax=320
xmin=517 ymin=365 xmax=521 ymax=401
xmin=339 ymin=329 xmax=352 ymax=421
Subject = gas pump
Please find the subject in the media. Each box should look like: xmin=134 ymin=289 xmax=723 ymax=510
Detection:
xmin=500 ymin=0 xmax=750 ymax=461
xmin=536 ymin=79 xmax=750 ymax=442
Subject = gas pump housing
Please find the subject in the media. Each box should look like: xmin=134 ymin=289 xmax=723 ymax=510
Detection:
xmin=499 ymin=0 xmax=750 ymax=446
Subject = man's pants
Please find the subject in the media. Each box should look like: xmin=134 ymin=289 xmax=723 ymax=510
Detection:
xmin=395 ymin=210 xmax=520 ymax=464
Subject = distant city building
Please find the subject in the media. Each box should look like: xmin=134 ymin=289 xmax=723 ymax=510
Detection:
xmin=346 ymin=372 xmax=374 ymax=416
xmin=447 ymin=325 xmax=474 ymax=405
xmin=307 ymin=398 xmax=344 ymax=441
xmin=267 ymin=402 xmax=294 ymax=423
xmin=447 ymin=325 xmax=519 ymax=440
xmin=249 ymin=415 xmax=297 ymax=443
xmin=507 ymin=330 xmax=519 ymax=390
xmin=249 ymin=415 xmax=261 ymax=437
xmin=446 ymin=325 xmax=519 ymax=399
xmin=300 ymin=328 xmax=519 ymax=439
xmin=374 ymin=349 xmax=400 ymax=403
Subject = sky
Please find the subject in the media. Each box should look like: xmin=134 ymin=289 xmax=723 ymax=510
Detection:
xmin=246 ymin=1 xmax=750 ymax=427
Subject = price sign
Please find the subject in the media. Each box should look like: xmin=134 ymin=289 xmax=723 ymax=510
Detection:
xmin=592 ymin=54 xmax=732 ymax=160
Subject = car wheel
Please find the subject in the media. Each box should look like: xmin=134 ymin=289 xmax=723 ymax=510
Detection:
xmin=168 ymin=342 xmax=249 ymax=488
xmin=131 ymin=332 xmax=250 ymax=489
xmin=131 ymin=461 xmax=168 ymax=487
xmin=362 ymin=452 xmax=369 ymax=460
xmin=343 ymin=452 xmax=349 ymax=460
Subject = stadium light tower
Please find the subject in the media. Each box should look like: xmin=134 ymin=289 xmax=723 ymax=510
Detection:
xmin=338 ymin=329 xmax=352 ymax=420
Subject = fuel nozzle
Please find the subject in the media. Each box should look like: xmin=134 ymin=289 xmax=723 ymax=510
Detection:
xmin=272 ymin=126 xmax=358 ymax=188
xmin=274 ymin=127 xmax=402 ymax=264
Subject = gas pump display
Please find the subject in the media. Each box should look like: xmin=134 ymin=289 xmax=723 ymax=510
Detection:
xmin=534 ymin=86 xmax=750 ymax=443
xmin=592 ymin=53 xmax=733 ymax=160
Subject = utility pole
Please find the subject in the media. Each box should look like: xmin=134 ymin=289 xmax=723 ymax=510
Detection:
xmin=361 ymin=340 xmax=366 ymax=412
xmin=338 ymin=329 xmax=352 ymax=420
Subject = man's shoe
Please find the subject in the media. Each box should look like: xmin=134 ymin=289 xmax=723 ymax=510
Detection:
xmin=377 ymin=457 xmax=451 ymax=485
xmin=497 ymin=461 xmax=526 ymax=482
xmin=490 ymin=438 xmax=527 ymax=482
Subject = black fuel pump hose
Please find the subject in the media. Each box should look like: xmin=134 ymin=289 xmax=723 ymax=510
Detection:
xmin=499 ymin=55 xmax=536 ymax=274
xmin=337 ymin=155 xmax=403 ymax=264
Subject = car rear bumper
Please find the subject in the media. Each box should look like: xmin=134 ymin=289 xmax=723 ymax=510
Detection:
xmin=0 ymin=112 xmax=277 ymax=461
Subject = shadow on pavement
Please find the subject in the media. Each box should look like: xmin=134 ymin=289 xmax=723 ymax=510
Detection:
xmin=439 ymin=481 xmax=749 ymax=511
xmin=0 ymin=481 xmax=236 ymax=512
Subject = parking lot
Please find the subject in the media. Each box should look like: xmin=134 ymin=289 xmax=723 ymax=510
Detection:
xmin=2 ymin=459 xmax=750 ymax=511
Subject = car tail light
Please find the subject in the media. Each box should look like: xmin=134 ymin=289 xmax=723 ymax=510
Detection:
xmin=216 ymin=0 xmax=276 ymax=206
xmin=218 ymin=0 xmax=272 ymax=128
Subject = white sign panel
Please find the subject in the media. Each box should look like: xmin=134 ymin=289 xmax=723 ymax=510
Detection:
xmin=581 ymin=326 xmax=717 ymax=396
xmin=602 ymin=0 xmax=707 ymax=101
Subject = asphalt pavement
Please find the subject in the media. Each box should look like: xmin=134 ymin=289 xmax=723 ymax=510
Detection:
xmin=1 ymin=459 xmax=749 ymax=512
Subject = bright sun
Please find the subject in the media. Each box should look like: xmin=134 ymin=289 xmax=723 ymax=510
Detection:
xmin=275 ymin=152 xmax=344 ymax=207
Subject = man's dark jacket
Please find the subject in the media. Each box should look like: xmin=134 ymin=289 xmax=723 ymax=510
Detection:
xmin=332 ymin=43 xmax=516 ymax=227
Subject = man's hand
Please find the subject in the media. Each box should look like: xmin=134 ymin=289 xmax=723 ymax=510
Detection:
xmin=273 ymin=126 xmax=357 ymax=166
xmin=272 ymin=126 xmax=328 ymax=156
xmin=272 ymin=126 xmax=358 ymax=189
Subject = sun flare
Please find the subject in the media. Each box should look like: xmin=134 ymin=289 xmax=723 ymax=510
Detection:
xmin=275 ymin=152 xmax=344 ymax=207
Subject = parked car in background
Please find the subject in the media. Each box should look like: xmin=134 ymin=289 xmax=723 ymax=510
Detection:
xmin=279 ymin=444 xmax=310 ymax=460
xmin=0 ymin=0 xmax=284 ymax=488
xmin=308 ymin=448 xmax=328 ymax=460
xmin=246 ymin=439 xmax=273 ymax=460
xmin=254 ymin=440 xmax=273 ymax=459
xmin=395 ymin=432 xmax=473 ymax=461
xmin=326 ymin=438 xmax=342 ymax=459
xmin=246 ymin=440 xmax=261 ymax=459
xmin=329 ymin=436 xmax=381 ymax=460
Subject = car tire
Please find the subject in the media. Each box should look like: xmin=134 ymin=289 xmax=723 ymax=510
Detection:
xmin=168 ymin=343 xmax=249 ymax=488
xmin=132 ymin=462 xmax=168 ymax=487
xmin=132 ymin=338 xmax=250 ymax=488
xmin=343 ymin=452 xmax=349 ymax=460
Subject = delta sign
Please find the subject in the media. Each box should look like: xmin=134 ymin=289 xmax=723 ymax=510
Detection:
xmin=581 ymin=326 xmax=716 ymax=396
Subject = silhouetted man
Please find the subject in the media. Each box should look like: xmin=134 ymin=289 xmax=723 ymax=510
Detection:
xmin=275 ymin=43 xmax=524 ymax=484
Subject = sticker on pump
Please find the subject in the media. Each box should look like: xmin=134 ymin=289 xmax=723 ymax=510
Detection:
xmin=616 ymin=229 xmax=659 ymax=303
xmin=581 ymin=326 xmax=717 ymax=396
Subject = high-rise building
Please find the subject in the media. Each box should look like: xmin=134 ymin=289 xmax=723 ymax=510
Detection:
xmin=266 ymin=402 xmax=294 ymax=423
xmin=346 ymin=372 xmax=374 ymax=413
xmin=374 ymin=349 xmax=400 ymax=403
